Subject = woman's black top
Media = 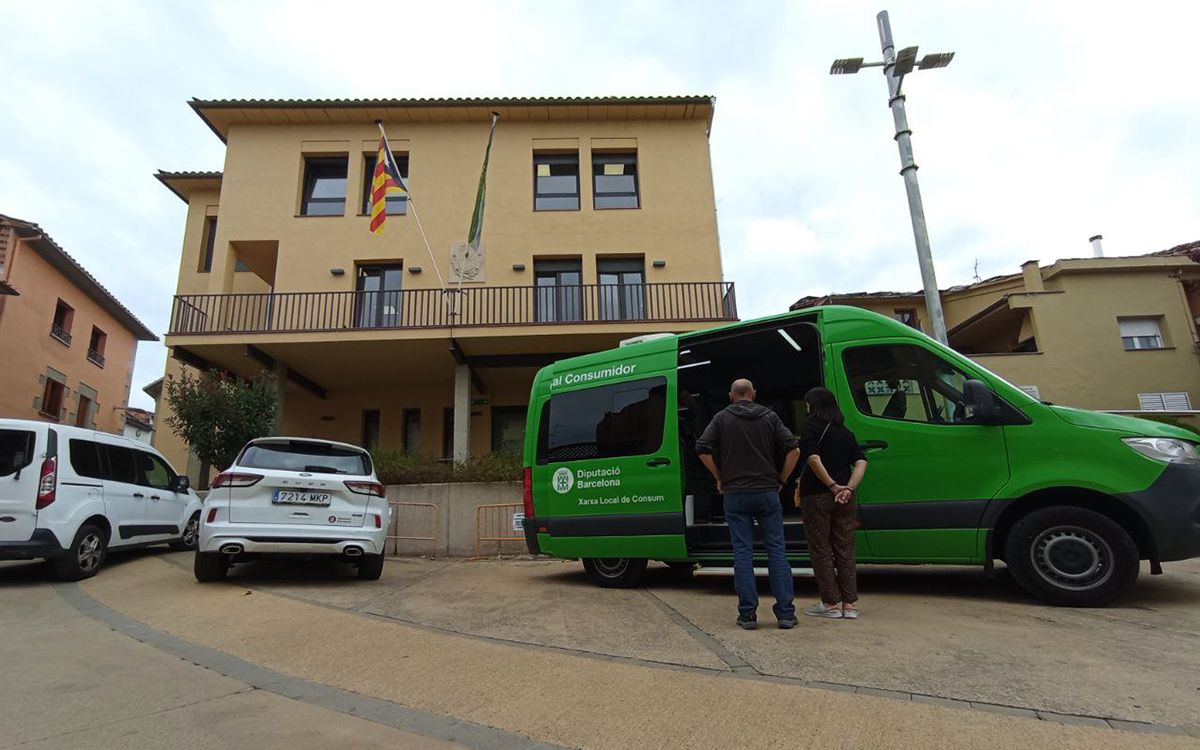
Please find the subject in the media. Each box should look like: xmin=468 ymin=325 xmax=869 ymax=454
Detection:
xmin=797 ymin=418 xmax=866 ymax=494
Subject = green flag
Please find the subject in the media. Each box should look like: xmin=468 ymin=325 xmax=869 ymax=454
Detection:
xmin=467 ymin=112 xmax=499 ymax=251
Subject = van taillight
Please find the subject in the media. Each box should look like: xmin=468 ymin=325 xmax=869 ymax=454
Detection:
xmin=522 ymin=467 xmax=534 ymax=517
xmin=36 ymin=456 xmax=57 ymax=510
xmin=211 ymin=472 xmax=263 ymax=489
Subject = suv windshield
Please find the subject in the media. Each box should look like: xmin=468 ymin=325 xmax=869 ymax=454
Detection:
xmin=238 ymin=441 xmax=371 ymax=476
xmin=0 ymin=429 xmax=36 ymax=478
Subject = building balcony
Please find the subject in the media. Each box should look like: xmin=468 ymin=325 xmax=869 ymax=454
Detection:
xmin=168 ymin=282 xmax=737 ymax=336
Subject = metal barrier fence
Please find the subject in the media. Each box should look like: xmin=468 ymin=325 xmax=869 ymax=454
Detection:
xmin=387 ymin=501 xmax=440 ymax=558
xmin=473 ymin=503 xmax=525 ymax=559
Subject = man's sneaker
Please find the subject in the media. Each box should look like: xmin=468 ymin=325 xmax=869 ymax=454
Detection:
xmin=803 ymin=602 xmax=843 ymax=619
xmin=777 ymin=615 xmax=799 ymax=629
xmin=841 ymin=607 xmax=860 ymax=620
xmin=736 ymin=615 xmax=758 ymax=630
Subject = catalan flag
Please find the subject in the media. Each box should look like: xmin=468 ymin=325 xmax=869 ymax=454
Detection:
xmin=369 ymin=128 xmax=408 ymax=235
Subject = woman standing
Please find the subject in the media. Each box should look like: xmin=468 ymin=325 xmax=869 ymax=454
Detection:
xmin=797 ymin=387 xmax=868 ymax=620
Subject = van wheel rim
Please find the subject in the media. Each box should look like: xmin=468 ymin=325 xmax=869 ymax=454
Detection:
xmin=78 ymin=534 xmax=103 ymax=572
xmin=182 ymin=517 xmax=199 ymax=547
xmin=1031 ymin=525 xmax=1113 ymax=591
xmin=593 ymin=558 xmax=629 ymax=577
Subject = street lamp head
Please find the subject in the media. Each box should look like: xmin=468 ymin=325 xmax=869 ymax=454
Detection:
xmin=893 ymin=46 xmax=919 ymax=76
xmin=918 ymin=52 xmax=955 ymax=69
xmin=830 ymin=57 xmax=864 ymax=75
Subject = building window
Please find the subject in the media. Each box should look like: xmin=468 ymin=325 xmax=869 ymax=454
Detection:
xmin=88 ymin=327 xmax=107 ymax=367
xmin=1119 ymin=317 xmax=1165 ymax=350
xmin=536 ymin=377 xmax=667 ymax=463
xmin=361 ymin=153 xmax=408 ymax=215
xmin=442 ymin=407 xmax=455 ymax=460
xmin=842 ymin=344 xmax=976 ymax=424
xmin=893 ymin=308 xmax=921 ymax=331
xmin=51 ymin=300 xmax=73 ymax=345
xmin=76 ymin=394 xmax=92 ymax=427
xmin=534 ymin=153 xmax=580 ymax=211
xmin=199 ymin=216 xmax=217 ymax=272
xmin=597 ymin=258 xmax=646 ymax=321
xmin=362 ymin=409 xmax=381 ymax=451
xmin=592 ymin=152 xmax=639 ymax=209
xmin=301 ymin=156 xmax=349 ymax=216
xmin=491 ymin=406 xmax=527 ymax=455
xmin=355 ymin=264 xmax=403 ymax=328
xmin=40 ymin=379 xmax=66 ymax=421
xmin=534 ymin=259 xmax=582 ymax=322
xmin=403 ymin=408 xmax=421 ymax=456
xmin=1138 ymin=392 xmax=1192 ymax=411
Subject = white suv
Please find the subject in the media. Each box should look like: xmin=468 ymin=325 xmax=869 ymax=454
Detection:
xmin=195 ymin=437 xmax=391 ymax=582
xmin=0 ymin=419 xmax=203 ymax=580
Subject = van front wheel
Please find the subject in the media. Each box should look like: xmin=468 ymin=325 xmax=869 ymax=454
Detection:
xmin=583 ymin=557 xmax=647 ymax=588
xmin=1005 ymin=506 xmax=1139 ymax=606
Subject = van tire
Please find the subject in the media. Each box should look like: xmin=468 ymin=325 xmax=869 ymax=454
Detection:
xmin=53 ymin=524 xmax=108 ymax=581
xmin=1005 ymin=506 xmax=1139 ymax=606
xmin=194 ymin=551 xmax=229 ymax=582
xmin=170 ymin=513 xmax=201 ymax=552
xmin=356 ymin=553 xmax=385 ymax=581
xmin=583 ymin=558 xmax=647 ymax=588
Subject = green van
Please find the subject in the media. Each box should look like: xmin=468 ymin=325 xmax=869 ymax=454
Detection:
xmin=520 ymin=306 xmax=1200 ymax=606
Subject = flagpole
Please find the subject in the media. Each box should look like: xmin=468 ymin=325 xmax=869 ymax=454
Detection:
xmin=453 ymin=112 xmax=500 ymax=323
xmin=374 ymin=120 xmax=446 ymax=290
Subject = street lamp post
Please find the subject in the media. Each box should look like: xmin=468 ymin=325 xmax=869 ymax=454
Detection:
xmin=832 ymin=10 xmax=954 ymax=345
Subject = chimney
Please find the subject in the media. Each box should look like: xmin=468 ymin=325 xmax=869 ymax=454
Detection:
xmin=1021 ymin=260 xmax=1044 ymax=292
xmin=1089 ymin=234 xmax=1104 ymax=258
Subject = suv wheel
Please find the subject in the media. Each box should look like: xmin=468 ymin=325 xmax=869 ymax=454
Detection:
xmin=194 ymin=551 xmax=229 ymax=582
xmin=356 ymin=553 xmax=385 ymax=581
xmin=53 ymin=524 xmax=108 ymax=581
xmin=1005 ymin=506 xmax=1139 ymax=606
xmin=170 ymin=512 xmax=201 ymax=552
xmin=582 ymin=557 xmax=648 ymax=588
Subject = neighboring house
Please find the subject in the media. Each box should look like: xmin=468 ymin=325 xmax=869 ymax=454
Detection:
xmin=121 ymin=407 xmax=155 ymax=444
xmin=792 ymin=240 xmax=1200 ymax=419
xmin=154 ymin=95 xmax=731 ymax=470
xmin=0 ymin=214 xmax=158 ymax=432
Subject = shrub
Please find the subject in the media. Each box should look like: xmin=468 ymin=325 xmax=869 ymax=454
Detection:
xmin=371 ymin=450 xmax=522 ymax=485
xmin=1135 ymin=414 xmax=1200 ymax=436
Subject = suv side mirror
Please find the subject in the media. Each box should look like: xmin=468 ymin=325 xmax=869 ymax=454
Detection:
xmin=963 ymin=380 xmax=1003 ymax=424
xmin=170 ymin=475 xmax=191 ymax=493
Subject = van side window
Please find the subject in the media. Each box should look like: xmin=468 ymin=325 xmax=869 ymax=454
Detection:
xmin=842 ymin=345 xmax=972 ymax=424
xmin=103 ymin=445 xmax=139 ymax=484
xmin=538 ymin=377 xmax=667 ymax=463
xmin=137 ymin=451 xmax=174 ymax=489
xmin=69 ymin=439 xmax=105 ymax=480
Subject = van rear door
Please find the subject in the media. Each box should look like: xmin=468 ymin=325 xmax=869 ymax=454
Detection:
xmin=0 ymin=426 xmax=43 ymax=543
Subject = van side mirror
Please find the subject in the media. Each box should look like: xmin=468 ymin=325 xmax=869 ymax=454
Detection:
xmin=963 ymin=380 xmax=1003 ymax=424
xmin=170 ymin=475 xmax=191 ymax=493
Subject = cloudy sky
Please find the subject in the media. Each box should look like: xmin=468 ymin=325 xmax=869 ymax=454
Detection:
xmin=2 ymin=0 xmax=1198 ymax=410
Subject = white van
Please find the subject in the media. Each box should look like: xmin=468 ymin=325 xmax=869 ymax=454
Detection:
xmin=0 ymin=419 xmax=203 ymax=580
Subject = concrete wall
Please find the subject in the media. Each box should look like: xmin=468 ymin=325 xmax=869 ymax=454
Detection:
xmin=384 ymin=481 xmax=524 ymax=558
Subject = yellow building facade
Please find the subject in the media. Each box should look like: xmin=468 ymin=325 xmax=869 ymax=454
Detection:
xmin=794 ymin=242 xmax=1200 ymax=419
xmin=155 ymin=96 xmax=732 ymax=476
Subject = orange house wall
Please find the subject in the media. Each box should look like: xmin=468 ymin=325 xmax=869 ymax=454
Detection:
xmin=0 ymin=237 xmax=140 ymax=432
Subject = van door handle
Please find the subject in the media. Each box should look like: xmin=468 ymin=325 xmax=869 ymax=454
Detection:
xmin=150 ymin=495 xmax=161 ymax=501
xmin=133 ymin=492 xmax=145 ymax=499
xmin=646 ymin=457 xmax=672 ymax=467
xmin=859 ymin=440 xmax=889 ymax=451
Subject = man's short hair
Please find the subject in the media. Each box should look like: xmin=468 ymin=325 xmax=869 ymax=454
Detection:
xmin=730 ymin=379 xmax=754 ymax=398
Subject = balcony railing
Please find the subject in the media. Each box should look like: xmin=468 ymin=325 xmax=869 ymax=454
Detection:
xmin=50 ymin=324 xmax=72 ymax=345
xmin=168 ymin=282 xmax=737 ymax=335
xmin=87 ymin=349 xmax=106 ymax=367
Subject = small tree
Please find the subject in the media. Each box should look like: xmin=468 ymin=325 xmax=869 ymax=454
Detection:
xmin=164 ymin=370 xmax=279 ymax=489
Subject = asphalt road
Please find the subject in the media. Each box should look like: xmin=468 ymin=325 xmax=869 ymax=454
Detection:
xmin=2 ymin=551 xmax=1198 ymax=748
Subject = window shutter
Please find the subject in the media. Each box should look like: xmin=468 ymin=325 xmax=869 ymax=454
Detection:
xmin=1119 ymin=318 xmax=1162 ymax=337
xmin=1163 ymin=392 xmax=1192 ymax=410
xmin=1138 ymin=393 xmax=1166 ymax=410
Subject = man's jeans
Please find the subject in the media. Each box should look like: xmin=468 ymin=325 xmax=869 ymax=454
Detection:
xmin=724 ymin=490 xmax=795 ymax=620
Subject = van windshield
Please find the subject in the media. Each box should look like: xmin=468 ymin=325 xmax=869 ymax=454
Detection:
xmin=238 ymin=441 xmax=371 ymax=476
xmin=0 ymin=429 xmax=36 ymax=478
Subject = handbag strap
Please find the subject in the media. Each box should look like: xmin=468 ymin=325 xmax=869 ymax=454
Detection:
xmin=796 ymin=422 xmax=832 ymax=485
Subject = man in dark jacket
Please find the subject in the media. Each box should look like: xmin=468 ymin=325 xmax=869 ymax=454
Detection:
xmin=696 ymin=379 xmax=800 ymax=629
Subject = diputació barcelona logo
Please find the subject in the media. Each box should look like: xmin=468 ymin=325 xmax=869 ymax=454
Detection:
xmin=552 ymin=467 xmax=574 ymax=494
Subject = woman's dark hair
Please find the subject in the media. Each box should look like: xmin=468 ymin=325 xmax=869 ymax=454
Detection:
xmin=805 ymin=386 xmax=845 ymax=426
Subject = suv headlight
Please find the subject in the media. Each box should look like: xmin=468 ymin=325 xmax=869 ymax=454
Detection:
xmin=1123 ymin=437 xmax=1200 ymax=463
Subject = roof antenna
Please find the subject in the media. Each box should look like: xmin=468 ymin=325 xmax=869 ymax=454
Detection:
xmin=972 ymin=258 xmax=982 ymax=284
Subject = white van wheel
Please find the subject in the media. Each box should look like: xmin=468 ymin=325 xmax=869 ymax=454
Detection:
xmin=53 ymin=524 xmax=108 ymax=581
xmin=583 ymin=557 xmax=648 ymax=588
xmin=170 ymin=513 xmax=201 ymax=551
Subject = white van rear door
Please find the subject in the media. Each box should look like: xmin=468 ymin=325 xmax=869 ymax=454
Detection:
xmin=0 ymin=426 xmax=42 ymax=543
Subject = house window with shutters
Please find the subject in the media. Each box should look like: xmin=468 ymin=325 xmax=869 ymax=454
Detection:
xmin=1118 ymin=317 xmax=1165 ymax=350
xmin=1138 ymin=392 xmax=1192 ymax=411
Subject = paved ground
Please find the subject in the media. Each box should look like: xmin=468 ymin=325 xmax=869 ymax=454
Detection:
xmin=2 ymin=550 xmax=1199 ymax=748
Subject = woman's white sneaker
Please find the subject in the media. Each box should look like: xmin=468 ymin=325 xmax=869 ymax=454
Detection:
xmin=803 ymin=602 xmax=843 ymax=619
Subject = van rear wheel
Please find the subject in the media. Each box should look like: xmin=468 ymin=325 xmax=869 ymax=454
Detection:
xmin=1005 ymin=506 xmax=1139 ymax=607
xmin=53 ymin=524 xmax=108 ymax=581
xmin=582 ymin=557 xmax=647 ymax=588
